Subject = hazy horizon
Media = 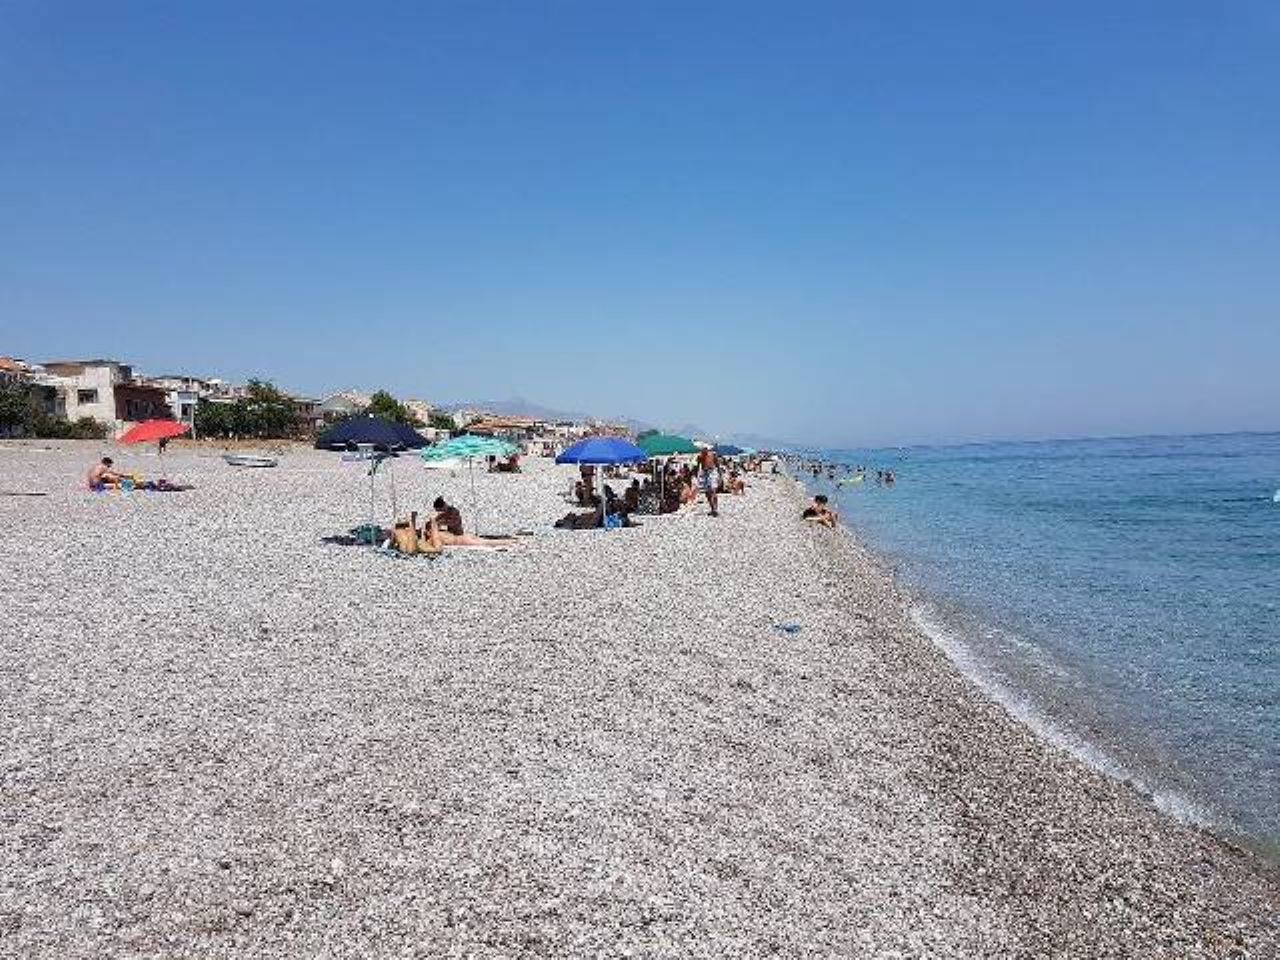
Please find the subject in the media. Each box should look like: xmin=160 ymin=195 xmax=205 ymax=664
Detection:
xmin=4 ymin=2 xmax=1277 ymax=448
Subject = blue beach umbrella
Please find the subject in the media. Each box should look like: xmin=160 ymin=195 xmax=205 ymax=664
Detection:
xmin=555 ymin=436 xmax=647 ymax=465
xmin=713 ymin=443 xmax=745 ymax=457
xmin=556 ymin=437 xmax=647 ymax=522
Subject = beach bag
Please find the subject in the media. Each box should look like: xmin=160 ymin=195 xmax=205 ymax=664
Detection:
xmin=392 ymin=512 xmax=419 ymax=554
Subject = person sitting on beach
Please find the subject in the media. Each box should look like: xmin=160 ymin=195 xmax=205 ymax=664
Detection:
xmin=623 ymin=479 xmax=640 ymax=514
xmin=554 ymin=505 xmax=603 ymax=530
xmin=802 ymin=494 xmax=838 ymax=529
xmin=575 ymin=466 xmax=601 ymax=506
xmin=87 ymin=457 xmax=123 ymax=488
xmin=432 ymin=497 xmax=466 ymax=536
xmin=726 ymin=470 xmax=746 ymax=495
xmin=492 ymin=453 xmax=521 ymax=473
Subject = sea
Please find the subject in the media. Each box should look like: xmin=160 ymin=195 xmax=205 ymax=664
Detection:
xmin=796 ymin=432 xmax=1280 ymax=860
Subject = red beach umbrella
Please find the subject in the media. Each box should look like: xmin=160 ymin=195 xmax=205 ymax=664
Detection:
xmin=118 ymin=420 xmax=190 ymax=444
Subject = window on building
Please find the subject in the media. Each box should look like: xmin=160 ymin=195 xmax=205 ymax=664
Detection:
xmin=77 ymin=389 xmax=98 ymax=404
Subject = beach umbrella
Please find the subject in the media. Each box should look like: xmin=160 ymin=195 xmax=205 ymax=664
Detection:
xmin=637 ymin=433 xmax=698 ymax=457
xmin=315 ymin=417 xmax=417 ymax=539
xmin=118 ymin=419 xmax=190 ymax=444
xmin=315 ymin=416 xmax=409 ymax=452
xmin=422 ymin=434 xmax=518 ymax=461
xmin=119 ymin=419 xmax=190 ymax=479
xmin=555 ymin=436 xmax=647 ymax=465
xmin=714 ymin=443 xmax=745 ymax=457
xmin=421 ymin=435 xmax=518 ymax=534
xmin=637 ymin=434 xmax=698 ymax=503
xmin=393 ymin=422 xmax=428 ymax=450
xmin=556 ymin=437 xmax=647 ymax=524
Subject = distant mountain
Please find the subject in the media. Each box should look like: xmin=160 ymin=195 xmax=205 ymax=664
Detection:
xmin=440 ymin=396 xmax=588 ymax=422
xmin=669 ymin=422 xmax=710 ymax=441
xmin=441 ymin=396 xmax=657 ymax=434
xmin=434 ymin=397 xmax=790 ymax=447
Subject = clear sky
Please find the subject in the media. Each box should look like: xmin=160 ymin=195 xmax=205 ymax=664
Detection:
xmin=3 ymin=2 xmax=1277 ymax=446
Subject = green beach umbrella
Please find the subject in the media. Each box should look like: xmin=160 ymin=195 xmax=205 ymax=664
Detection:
xmin=637 ymin=434 xmax=698 ymax=507
xmin=637 ymin=433 xmax=699 ymax=457
xmin=420 ymin=435 xmax=519 ymax=533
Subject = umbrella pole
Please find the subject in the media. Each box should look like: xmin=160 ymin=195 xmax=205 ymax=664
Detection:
xmin=389 ymin=458 xmax=398 ymax=522
xmin=470 ymin=458 xmax=479 ymax=534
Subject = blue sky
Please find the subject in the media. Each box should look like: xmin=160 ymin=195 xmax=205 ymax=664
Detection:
xmin=2 ymin=1 xmax=1277 ymax=445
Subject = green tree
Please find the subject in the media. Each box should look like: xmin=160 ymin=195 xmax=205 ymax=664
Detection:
xmin=428 ymin=411 xmax=458 ymax=433
xmin=0 ymin=384 xmax=38 ymax=436
xmin=194 ymin=399 xmax=242 ymax=438
xmin=0 ymin=384 xmax=110 ymax=439
xmin=365 ymin=390 xmax=420 ymax=426
xmin=242 ymin=380 xmax=297 ymax=437
xmin=194 ymin=380 xmax=298 ymax=439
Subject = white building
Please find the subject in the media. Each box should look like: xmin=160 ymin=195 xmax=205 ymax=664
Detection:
xmin=318 ymin=390 xmax=371 ymax=421
xmin=449 ymin=408 xmax=492 ymax=429
xmin=0 ymin=356 xmax=34 ymax=387
xmin=40 ymin=359 xmax=171 ymax=434
xmin=404 ymin=399 xmax=435 ymax=425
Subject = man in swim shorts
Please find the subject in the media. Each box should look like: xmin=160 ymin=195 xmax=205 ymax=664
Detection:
xmin=87 ymin=457 xmax=122 ymax=488
xmin=696 ymin=448 xmax=721 ymax=517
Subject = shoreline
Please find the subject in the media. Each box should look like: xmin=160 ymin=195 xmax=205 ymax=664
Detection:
xmin=777 ymin=470 xmax=1279 ymax=945
xmin=784 ymin=466 xmax=1280 ymax=871
xmin=2 ymin=441 xmax=1277 ymax=955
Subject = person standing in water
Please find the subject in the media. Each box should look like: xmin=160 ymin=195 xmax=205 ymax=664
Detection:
xmin=697 ymin=447 xmax=721 ymax=516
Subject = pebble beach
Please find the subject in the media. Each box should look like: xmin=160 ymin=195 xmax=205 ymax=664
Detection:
xmin=2 ymin=441 xmax=1277 ymax=958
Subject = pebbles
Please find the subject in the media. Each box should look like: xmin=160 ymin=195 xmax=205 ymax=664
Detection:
xmin=0 ymin=440 xmax=1277 ymax=958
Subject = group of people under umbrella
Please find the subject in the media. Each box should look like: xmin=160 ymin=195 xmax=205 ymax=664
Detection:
xmin=315 ymin=416 xmax=519 ymax=539
xmin=82 ymin=413 xmax=756 ymax=551
xmin=314 ymin=415 xmax=755 ymax=549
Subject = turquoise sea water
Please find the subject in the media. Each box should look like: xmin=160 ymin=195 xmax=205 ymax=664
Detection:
xmin=800 ymin=432 xmax=1280 ymax=858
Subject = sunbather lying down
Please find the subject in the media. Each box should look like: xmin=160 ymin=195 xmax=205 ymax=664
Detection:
xmin=420 ymin=517 xmax=520 ymax=549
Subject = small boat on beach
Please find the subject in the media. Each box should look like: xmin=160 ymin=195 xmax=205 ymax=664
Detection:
xmin=222 ymin=453 xmax=279 ymax=468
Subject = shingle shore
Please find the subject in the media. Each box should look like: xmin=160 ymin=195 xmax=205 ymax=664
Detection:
xmin=1 ymin=441 xmax=1276 ymax=958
